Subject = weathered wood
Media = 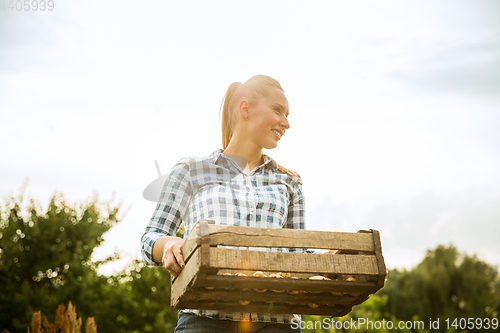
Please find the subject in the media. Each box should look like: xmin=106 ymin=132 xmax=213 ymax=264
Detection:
xmin=182 ymin=287 xmax=358 ymax=304
xmin=351 ymin=229 xmax=387 ymax=310
xmin=173 ymin=220 xmax=213 ymax=284
xmin=200 ymin=224 xmax=375 ymax=251
xmin=177 ymin=299 xmax=347 ymax=316
xmin=170 ymin=238 xmax=200 ymax=285
xmin=170 ymin=220 xmax=387 ymax=316
xmin=209 ymin=248 xmax=379 ymax=275
xmin=201 ymin=275 xmax=375 ymax=293
xmin=170 ymin=249 xmax=202 ymax=307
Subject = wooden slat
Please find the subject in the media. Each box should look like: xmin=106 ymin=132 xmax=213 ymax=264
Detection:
xmin=198 ymin=224 xmax=375 ymax=251
xmin=209 ymin=248 xmax=379 ymax=275
xmin=372 ymin=229 xmax=387 ymax=288
xmin=347 ymin=229 xmax=387 ymax=312
xmin=177 ymin=299 xmax=346 ymax=316
xmin=171 ymin=249 xmax=202 ymax=307
xmin=180 ymin=239 xmax=199 ymax=264
xmin=182 ymin=287 xmax=358 ymax=304
xmin=171 ymin=238 xmax=200 ymax=285
xmin=202 ymin=275 xmax=375 ymax=293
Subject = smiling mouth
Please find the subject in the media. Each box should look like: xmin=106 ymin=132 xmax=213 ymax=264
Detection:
xmin=272 ymin=130 xmax=282 ymax=139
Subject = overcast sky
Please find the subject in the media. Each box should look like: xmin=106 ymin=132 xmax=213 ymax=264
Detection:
xmin=1 ymin=0 xmax=499 ymax=275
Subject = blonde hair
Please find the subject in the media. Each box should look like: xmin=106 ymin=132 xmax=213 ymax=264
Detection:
xmin=219 ymin=75 xmax=300 ymax=181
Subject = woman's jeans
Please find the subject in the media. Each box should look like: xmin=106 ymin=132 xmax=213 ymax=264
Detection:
xmin=174 ymin=312 xmax=302 ymax=333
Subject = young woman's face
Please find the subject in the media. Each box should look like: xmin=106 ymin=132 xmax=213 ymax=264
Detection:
xmin=247 ymin=87 xmax=290 ymax=149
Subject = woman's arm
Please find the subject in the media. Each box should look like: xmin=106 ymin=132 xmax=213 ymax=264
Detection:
xmin=140 ymin=162 xmax=192 ymax=275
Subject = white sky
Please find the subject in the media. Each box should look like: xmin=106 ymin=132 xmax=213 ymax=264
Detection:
xmin=1 ymin=0 xmax=499 ymax=275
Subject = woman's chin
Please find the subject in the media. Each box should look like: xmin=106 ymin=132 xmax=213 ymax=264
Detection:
xmin=264 ymin=142 xmax=279 ymax=150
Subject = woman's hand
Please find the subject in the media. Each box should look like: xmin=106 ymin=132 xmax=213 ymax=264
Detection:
xmin=152 ymin=236 xmax=186 ymax=277
xmin=321 ymin=250 xmax=338 ymax=254
xmin=162 ymin=237 xmax=186 ymax=277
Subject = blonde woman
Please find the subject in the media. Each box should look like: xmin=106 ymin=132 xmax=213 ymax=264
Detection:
xmin=141 ymin=75 xmax=303 ymax=332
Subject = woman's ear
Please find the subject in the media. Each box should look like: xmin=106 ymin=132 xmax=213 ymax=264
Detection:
xmin=238 ymin=99 xmax=250 ymax=119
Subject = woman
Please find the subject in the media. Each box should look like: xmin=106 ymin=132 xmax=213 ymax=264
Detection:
xmin=141 ymin=75 xmax=303 ymax=332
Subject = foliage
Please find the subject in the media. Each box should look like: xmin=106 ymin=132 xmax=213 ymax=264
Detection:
xmin=90 ymin=259 xmax=176 ymax=333
xmin=0 ymin=183 xmax=122 ymax=332
xmin=301 ymin=295 xmax=431 ymax=333
xmin=301 ymin=294 xmax=472 ymax=333
xmin=0 ymin=183 xmax=178 ymax=333
xmin=378 ymin=245 xmax=500 ymax=332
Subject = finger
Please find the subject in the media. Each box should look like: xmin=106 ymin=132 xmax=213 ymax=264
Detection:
xmin=163 ymin=251 xmax=182 ymax=276
xmin=165 ymin=261 xmax=181 ymax=277
xmin=172 ymin=246 xmax=185 ymax=268
xmin=166 ymin=267 xmax=178 ymax=277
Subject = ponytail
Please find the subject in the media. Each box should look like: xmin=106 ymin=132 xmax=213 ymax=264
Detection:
xmin=219 ymin=82 xmax=242 ymax=150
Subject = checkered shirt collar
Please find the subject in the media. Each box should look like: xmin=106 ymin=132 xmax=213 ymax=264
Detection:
xmin=210 ymin=149 xmax=278 ymax=171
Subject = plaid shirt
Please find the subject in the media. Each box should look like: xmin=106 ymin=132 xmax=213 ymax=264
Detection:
xmin=140 ymin=148 xmax=305 ymax=324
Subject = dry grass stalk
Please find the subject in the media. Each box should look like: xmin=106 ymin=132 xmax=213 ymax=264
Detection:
xmin=28 ymin=311 xmax=41 ymax=333
xmin=27 ymin=302 xmax=97 ymax=333
xmin=43 ymin=317 xmax=56 ymax=333
xmin=55 ymin=304 xmax=66 ymax=332
xmin=66 ymin=302 xmax=82 ymax=333
xmin=85 ymin=318 xmax=97 ymax=333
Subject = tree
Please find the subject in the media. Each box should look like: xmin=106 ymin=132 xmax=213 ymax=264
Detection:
xmin=93 ymin=260 xmax=177 ymax=332
xmin=378 ymin=245 xmax=500 ymax=332
xmin=0 ymin=183 xmax=121 ymax=332
xmin=0 ymin=183 xmax=179 ymax=333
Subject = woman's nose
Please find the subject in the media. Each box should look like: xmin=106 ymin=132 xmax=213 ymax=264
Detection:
xmin=281 ymin=117 xmax=290 ymax=129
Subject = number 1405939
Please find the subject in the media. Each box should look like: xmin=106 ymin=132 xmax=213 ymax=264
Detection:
xmin=445 ymin=317 xmax=498 ymax=330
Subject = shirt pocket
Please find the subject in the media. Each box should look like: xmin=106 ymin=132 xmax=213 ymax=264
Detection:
xmin=256 ymin=184 xmax=289 ymax=224
xmin=191 ymin=180 xmax=234 ymax=209
xmin=191 ymin=180 xmax=247 ymax=220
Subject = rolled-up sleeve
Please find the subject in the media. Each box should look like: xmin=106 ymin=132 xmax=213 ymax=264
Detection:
xmin=140 ymin=162 xmax=192 ymax=266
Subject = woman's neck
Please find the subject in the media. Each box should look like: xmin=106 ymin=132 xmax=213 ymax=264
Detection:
xmin=222 ymin=142 xmax=264 ymax=171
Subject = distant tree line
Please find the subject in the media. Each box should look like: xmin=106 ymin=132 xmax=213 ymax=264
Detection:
xmin=1 ymin=187 xmax=498 ymax=332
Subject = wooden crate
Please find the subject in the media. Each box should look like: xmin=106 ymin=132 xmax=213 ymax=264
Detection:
xmin=171 ymin=220 xmax=386 ymax=316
